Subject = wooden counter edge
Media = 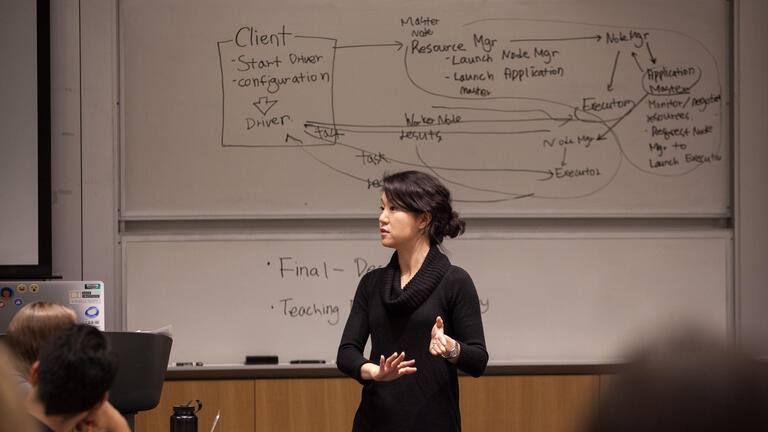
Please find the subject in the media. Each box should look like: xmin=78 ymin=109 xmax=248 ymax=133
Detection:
xmin=164 ymin=362 xmax=627 ymax=380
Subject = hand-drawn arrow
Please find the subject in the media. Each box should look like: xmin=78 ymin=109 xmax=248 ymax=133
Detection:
xmin=561 ymin=147 xmax=567 ymax=167
xmin=509 ymin=34 xmax=601 ymax=43
xmin=426 ymin=164 xmax=555 ymax=179
xmin=302 ymin=128 xmax=555 ymax=180
xmin=631 ymin=52 xmax=644 ymax=72
xmin=285 ymin=134 xmax=304 ymax=144
xmin=253 ymin=97 xmax=278 ymax=116
xmin=607 ymin=51 xmax=620 ymax=92
xmin=645 ymin=42 xmax=657 ymax=64
xmin=335 ymin=41 xmax=403 ymax=51
xmin=596 ymin=93 xmax=649 ymax=140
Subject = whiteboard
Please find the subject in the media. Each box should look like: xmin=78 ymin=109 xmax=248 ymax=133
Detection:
xmin=0 ymin=0 xmax=39 ymax=265
xmin=123 ymin=232 xmax=731 ymax=364
xmin=119 ymin=0 xmax=730 ymax=218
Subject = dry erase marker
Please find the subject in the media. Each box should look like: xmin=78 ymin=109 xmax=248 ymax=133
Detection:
xmin=175 ymin=362 xmax=193 ymax=366
xmin=290 ymin=359 xmax=326 ymax=364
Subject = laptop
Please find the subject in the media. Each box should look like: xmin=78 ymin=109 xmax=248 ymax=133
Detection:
xmin=0 ymin=281 xmax=106 ymax=333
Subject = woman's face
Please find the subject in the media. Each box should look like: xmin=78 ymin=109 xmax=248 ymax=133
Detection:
xmin=379 ymin=193 xmax=428 ymax=250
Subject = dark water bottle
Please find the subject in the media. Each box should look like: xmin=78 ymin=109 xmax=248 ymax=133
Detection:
xmin=171 ymin=400 xmax=202 ymax=432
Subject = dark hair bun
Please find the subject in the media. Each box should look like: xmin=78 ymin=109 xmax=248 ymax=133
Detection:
xmin=443 ymin=211 xmax=466 ymax=239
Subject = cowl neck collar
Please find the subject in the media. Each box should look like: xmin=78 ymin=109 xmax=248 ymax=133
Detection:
xmin=382 ymin=246 xmax=451 ymax=315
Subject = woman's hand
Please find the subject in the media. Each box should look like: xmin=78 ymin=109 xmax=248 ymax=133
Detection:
xmin=430 ymin=316 xmax=459 ymax=362
xmin=361 ymin=352 xmax=417 ymax=381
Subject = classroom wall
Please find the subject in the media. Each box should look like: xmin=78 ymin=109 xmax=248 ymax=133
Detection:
xmin=50 ymin=0 xmax=82 ymax=283
xmin=734 ymin=0 xmax=768 ymax=355
xmin=51 ymin=0 xmax=768 ymax=357
xmin=49 ymin=0 xmax=121 ymax=328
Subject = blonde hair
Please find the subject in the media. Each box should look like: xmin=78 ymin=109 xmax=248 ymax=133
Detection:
xmin=4 ymin=301 xmax=76 ymax=377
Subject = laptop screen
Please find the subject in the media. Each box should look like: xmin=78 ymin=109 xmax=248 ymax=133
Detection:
xmin=0 ymin=281 xmax=106 ymax=333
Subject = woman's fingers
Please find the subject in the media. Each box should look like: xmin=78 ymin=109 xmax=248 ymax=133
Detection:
xmin=390 ymin=352 xmax=405 ymax=368
xmin=374 ymin=352 xmax=417 ymax=381
xmin=429 ymin=317 xmax=454 ymax=357
xmin=434 ymin=337 xmax=447 ymax=349
xmin=430 ymin=341 xmax=443 ymax=355
xmin=439 ymin=333 xmax=448 ymax=347
xmin=396 ymin=356 xmax=416 ymax=375
xmin=383 ymin=355 xmax=391 ymax=371
xmin=431 ymin=334 xmax=456 ymax=356
xmin=383 ymin=352 xmax=405 ymax=371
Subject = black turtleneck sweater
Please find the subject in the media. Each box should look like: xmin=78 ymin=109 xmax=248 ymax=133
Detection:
xmin=337 ymin=247 xmax=488 ymax=432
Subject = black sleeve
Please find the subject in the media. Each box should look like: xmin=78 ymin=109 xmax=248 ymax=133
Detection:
xmin=337 ymin=272 xmax=373 ymax=384
xmin=447 ymin=268 xmax=488 ymax=377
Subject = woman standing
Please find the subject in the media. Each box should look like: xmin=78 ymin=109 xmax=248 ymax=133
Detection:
xmin=337 ymin=170 xmax=488 ymax=431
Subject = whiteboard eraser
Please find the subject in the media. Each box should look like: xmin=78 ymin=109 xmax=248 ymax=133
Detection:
xmin=245 ymin=355 xmax=278 ymax=365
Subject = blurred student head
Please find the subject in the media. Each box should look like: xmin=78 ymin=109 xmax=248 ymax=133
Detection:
xmin=585 ymin=330 xmax=768 ymax=432
xmin=4 ymin=301 xmax=76 ymax=378
xmin=30 ymin=324 xmax=118 ymax=416
xmin=0 ymin=347 xmax=36 ymax=432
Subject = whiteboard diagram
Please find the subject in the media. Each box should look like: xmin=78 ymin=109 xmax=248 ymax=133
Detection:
xmin=217 ymin=16 xmax=724 ymax=203
xmin=120 ymin=2 xmax=729 ymax=217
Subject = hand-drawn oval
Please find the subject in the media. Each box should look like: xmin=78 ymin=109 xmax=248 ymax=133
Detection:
xmin=641 ymin=65 xmax=702 ymax=96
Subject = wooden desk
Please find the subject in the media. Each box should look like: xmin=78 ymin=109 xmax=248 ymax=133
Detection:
xmin=135 ymin=364 xmax=617 ymax=432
